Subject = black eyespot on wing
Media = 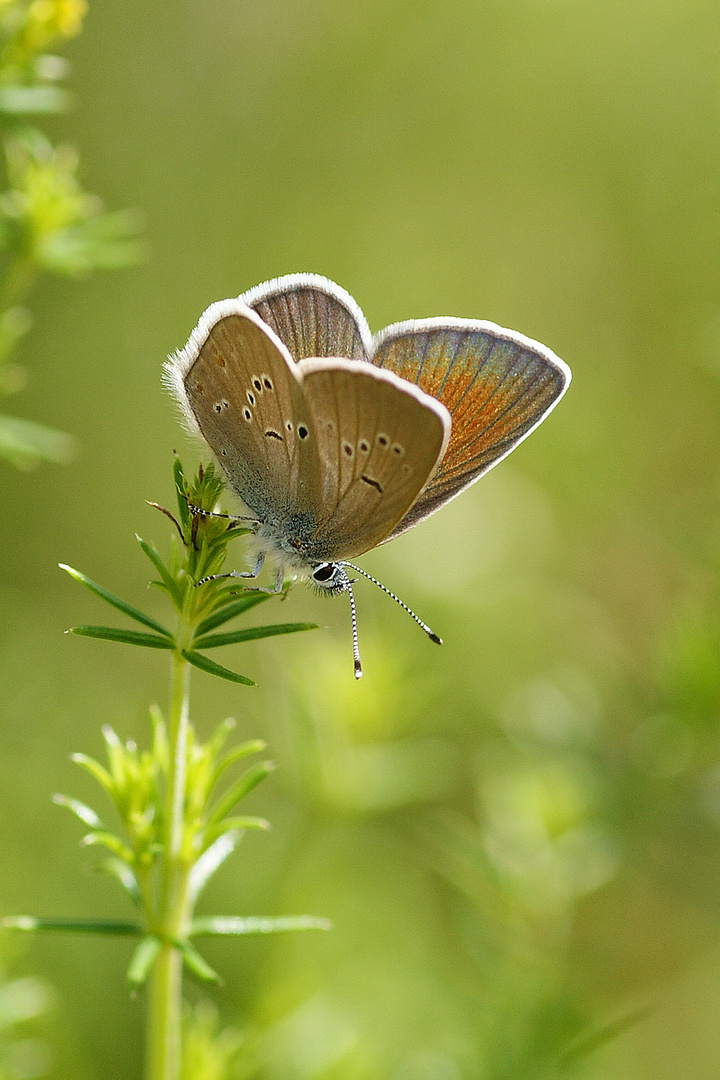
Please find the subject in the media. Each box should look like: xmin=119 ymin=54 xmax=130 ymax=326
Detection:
xmin=361 ymin=475 xmax=383 ymax=493
xmin=298 ymin=424 xmax=309 ymax=439
xmin=265 ymin=429 xmax=283 ymax=440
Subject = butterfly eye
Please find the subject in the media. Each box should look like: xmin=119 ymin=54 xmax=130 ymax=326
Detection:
xmin=311 ymin=563 xmax=345 ymax=593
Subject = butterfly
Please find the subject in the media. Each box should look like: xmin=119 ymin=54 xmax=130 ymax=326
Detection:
xmin=165 ymin=274 xmax=570 ymax=677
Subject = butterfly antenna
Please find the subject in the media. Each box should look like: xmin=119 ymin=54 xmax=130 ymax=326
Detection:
xmin=338 ymin=566 xmax=363 ymax=679
xmin=342 ymin=562 xmax=442 ymax=645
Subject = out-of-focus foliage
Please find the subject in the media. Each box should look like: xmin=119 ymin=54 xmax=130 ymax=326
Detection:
xmin=1 ymin=0 xmax=720 ymax=1077
xmin=0 ymin=958 xmax=53 ymax=1079
xmin=0 ymin=0 xmax=142 ymax=468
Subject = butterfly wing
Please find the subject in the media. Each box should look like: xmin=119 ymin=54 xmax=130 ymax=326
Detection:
xmin=372 ymin=319 xmax=570 ymax=538
xmin=240 ymin=274 xmax=372 ymax=362
xmin=167 ymin=300 xmax=322 ymax=525
xmin=293 ymin=358 xmax=450 ymax=562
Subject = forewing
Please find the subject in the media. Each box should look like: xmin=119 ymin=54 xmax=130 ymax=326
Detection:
xmin=373 ymin=320 xmax=570 ymax=537
xmin=240 ymin=274 xmax=372 ymax=362
xmin=169 ymin=301 xmax=318 ymax=523
xmin=295 ymin=358 xmax=450 ymax=561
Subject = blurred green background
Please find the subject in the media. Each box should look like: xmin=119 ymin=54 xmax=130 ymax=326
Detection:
xmin=2 ymin=0 xmax=720 ymax=1076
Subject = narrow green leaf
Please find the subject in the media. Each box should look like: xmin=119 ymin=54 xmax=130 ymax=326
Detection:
xmin=209 ymin=738 xmax=267 ymax=792
xmin=52 ymin=793 xmax=104 ymax=830
xmin=81 ymin=831 xmax=134 ymax=862
xmin=173 ymin=457 xmax=191 ymax=528
xmin=59 ymin=564 xmax=174 ymax=638
xmin=204 ymin=716 xmax=239 ymax=764
xmin=188 ymin=831 xmax=241 ymax=903
xmin=193 ymin=622 xmax=317 ymax=649
xmin=101 ymin=724 xmax=125 ymax=783
xmin=127 ymin=936 xmax=162 ymax=988
xmin=194 ymin=592 xmax=274 ymax=637
xmin=99 ymin=858 xmax=142 ymax=908
xmin=69 ymin=626 xmax=175 ymax=649
xmin=190 ymin=915 xmax=332 ymax=937
xmin=71 ymin=753 xmax=114 ymax=795
xmin=183 ymin=650 xmax=255 ymax=686
xmin=203 ymin=817 xmax=270 ymax=848
xmin=135 ymin=535 xmax=182 ymax=605
xmin=2 ymin=916 xmax=142 ymax=935
xmin=559 ymin=1009 xmax=649 ymax=1066
xmin=177 ymin=940 xmax=221 ymax=984
xmin=206 ymin=762 xmax=275 ymax=827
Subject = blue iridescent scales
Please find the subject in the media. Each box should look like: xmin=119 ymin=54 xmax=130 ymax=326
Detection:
xmin=241 ymin=274 xmax=570 ymax=541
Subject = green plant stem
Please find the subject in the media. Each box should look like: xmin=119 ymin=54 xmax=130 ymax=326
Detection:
xmin=146 ymin=643 xmax=192 ymax=1080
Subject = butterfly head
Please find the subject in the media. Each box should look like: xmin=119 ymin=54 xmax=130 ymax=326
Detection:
xmin=310 ymin=561 xmax=350 ymax=595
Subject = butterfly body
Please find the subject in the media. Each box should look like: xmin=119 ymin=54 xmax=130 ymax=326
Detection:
xmin=166 ymin=275 xmax=570 ymax=674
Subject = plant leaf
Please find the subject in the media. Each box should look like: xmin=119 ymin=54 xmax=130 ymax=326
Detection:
xmin=193 ymin=622 xmax=317 ymax=649
xmin=127 ymin=936 xmax=162 ymax=988
xmin=51 ymin=793 xmax=104 ymax=829
xmin=194 ymin=592 xmax=274 ymax=637
xmin=558 ymin=1009 xmax=649 ymax=1066
xmin=2 ymin=916 xmax=142 ymax=934
xmin=190 ymin=915 xmax=332 ymax=936
xmin=81 ymin=831 xmax=134 ymax=862
xmin=136 ymin=534 xmax=182 ymax=606
xmin=71 ymin=752 xmax=114 ymax=794
xmin=182 ymin=650 xmax=255 ymax=686
xmin=188 ymin=831 xmax=242 ymax=904
xmin=173 ymin=457 xmax=191 ymax=529
xmin=59 ymin=564 xmax=174 ymax=638
xmin=203 ymin=816 xmax=270 ymax=848
xmin=69 ymin=626 xmax=175 ymax=649
xmin=177 ymin=940 xmax=221 ymax=984
xmin=209 ymin=738 xmax=267 ymax=792
xmin=99 ymin=857 xmax=142 ymax=908
xmin=206 ymin=762 xmax=275 ymax=827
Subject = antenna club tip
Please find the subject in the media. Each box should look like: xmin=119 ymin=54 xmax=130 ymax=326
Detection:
xmin=428 ymin=632 xmax=443 ymax=645
xmin=354 ymin=661 xmax=363 ymax=679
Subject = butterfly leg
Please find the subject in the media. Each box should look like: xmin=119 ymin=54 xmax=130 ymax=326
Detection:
xmin=242 ymin=561 xmax=286 ymax=595
xmin=196 ymin=551 xmax=265 ymax=586
xmin=196 ymin=553 xmax=286 ymax=594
